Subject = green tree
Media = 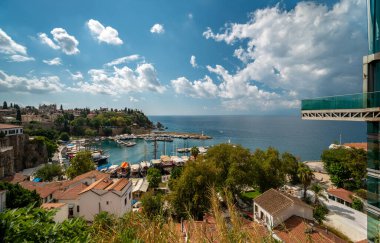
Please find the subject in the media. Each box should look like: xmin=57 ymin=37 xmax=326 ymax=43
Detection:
xmin=352 ymin=198 xmax=364 ymax=211
xmin=298 ymin=162 xmax=314 ymax=199
xmin=140 ymin=191 xmax=163 ymax=219
xmin=313 ymin=204 xmax=329 ymax=224
xmin=16 ymin=107 xmax=21 ymax=122
xmin=0 ymin=182 xmax=41 ymax=208
xmin=59 ymin=132 xmax=70 ymax=141
xmin=190 ymin=146 xmax=200 ymax=160
xmin=310 ymin=183 xmax=327 ymax=205
xmin=282 ymin=152 xmax=300 ymax=184
xmin=35 ymin=163 xmax=63 ymax=181
xmin=66 ymin=151 xmax=95 ymax=179
xmin=2 ymin=101 xmax=7 ymax=109
xmin=33 ymin=136 xmax=58 ymax=159
xmin=147 ymin=168 xmax=161 ymax=188
xmin=170 ymin=159 xmax=218 ymax=219
xmin=93 ymin=211 xmax=117 ymax=231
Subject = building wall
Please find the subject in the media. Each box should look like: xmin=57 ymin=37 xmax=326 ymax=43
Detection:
xmin=53 ymin=204 xmax=69 ymax=223
xmin=58 ymin=199 xmax=80 ymax=217
xmin=79 ymin=191 xmax=101 ymax=221
xmin=0 ymin=191 xmax=6 ymax=212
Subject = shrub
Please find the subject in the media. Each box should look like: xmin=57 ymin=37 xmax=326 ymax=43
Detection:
xmin=352 ymin=198 xmax=364 ymax=212
xmin=313 ymin=204 xmax=329 ymax=224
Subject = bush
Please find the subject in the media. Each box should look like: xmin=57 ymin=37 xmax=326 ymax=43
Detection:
xmin=352 ymin=198 xmax=364 ymax=211
xmin=313 ymin=204 xmax=329 ymax=224
xmin=59 ymin=132 xmax=70 ymax=141
xmin=355 ymin=189 xmax=367 ymax=200
xmin=35 ymin=163 xmax=63 ymax=181
xmin=0 ymin=182 xmax=41 ymax=208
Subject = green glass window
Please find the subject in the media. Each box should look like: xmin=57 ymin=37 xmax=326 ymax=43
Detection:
xmin=368 ymin=176 xmax=380 ymax=209
xmin=368 ymin=211 xmax=380 ymax=242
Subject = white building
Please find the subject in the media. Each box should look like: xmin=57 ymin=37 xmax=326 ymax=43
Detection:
xmin=41 ymin=203 xmax=68 ymax=223
xmin=0 ymin=190 xmax=6 ymax=212
xmin=0 ymin=124 xmax=23 ymax=136
xmin=253 ymin=189 xmax=313 ymax=229
xmin=78 ymin=178 xmax=133 ymax=221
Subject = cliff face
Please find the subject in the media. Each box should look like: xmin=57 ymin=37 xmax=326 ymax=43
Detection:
xmin=0 ymin=134 xmax=48 ymax=176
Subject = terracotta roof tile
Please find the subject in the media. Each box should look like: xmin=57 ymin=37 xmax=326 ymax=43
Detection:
xmin=19 ymin=181 xmax=61 ymax=198
xmin=327 ymin=188 xmax=353 ymax=203
xmin=0 ymin=124 xmax=22 ymax=129
xmin=343 ymin=143 xmax=367 ymax=151
xmin=3 ymin=173 xmax=27 ymax=184
xmin=254 ymin=189 xmax=312 ymax=215
xmin=54 ymin=183 xmax=88 ymax=200
xmin=106 ymin=178 xmax=129 ymax=191
xmin=41 ymin=203 xmax=66 ymax=209
xmin=274 ymin=216 xmax=346 ymax=243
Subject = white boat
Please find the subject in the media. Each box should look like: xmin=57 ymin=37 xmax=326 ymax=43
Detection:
xmin=131 ymin=164 xmax=141 ymax=173
xmin=125 ymin=141 xmax=137 ymax=147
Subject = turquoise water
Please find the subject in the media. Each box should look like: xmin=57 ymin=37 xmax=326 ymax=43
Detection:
xmin=99 ymin=115 xmax=366 ymax=165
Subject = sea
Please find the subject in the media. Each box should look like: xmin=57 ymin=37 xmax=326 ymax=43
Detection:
xmin=97 ymin=115 xmax=366 ymax=165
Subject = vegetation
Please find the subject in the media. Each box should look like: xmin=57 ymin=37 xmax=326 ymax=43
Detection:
xmin=352 ymin=198 xmax=364 ymax=211
xmin=33 ymin=136 xmax=58 ymax=159
xmin=66 ymin=151 xmax=95 ymax=179
xmin=310 ymin=183 xmax=327 ymax=205
xmin=35 ymin=163 xmax=64 ymax=181
xmin=140 ymin=191 xmax=163 ymax=219
xmin=298 ymin=163 xmax=314 ymax=199
xmin=2 ymin=101 xmax=7 ymax=109
xmin=313 ymin=204 xmax=329 ymax=224
xmin=59 ymin=132 xmax=70 ymax=141
xmin=147 ymin=168 xmax=162 ymax=189
xmin=321 ymin=147 xmax=366 ymax=190
xmin=0 ymin=182 xmax=41 ymax=208
xmin=190 ymin=146 xmax=200 ymax=160
xmin=240 ymin=191 xmax=261 ymax=201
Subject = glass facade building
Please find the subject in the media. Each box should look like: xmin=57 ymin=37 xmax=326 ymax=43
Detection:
xmin=301 ymin=1 xmax=380 ymax=241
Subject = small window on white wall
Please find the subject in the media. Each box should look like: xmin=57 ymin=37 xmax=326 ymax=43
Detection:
xmin=106 ymin=201 xmax=109 ymax=205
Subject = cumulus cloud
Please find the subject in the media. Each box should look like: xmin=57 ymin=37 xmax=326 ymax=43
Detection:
xmin=43 ymin=57 xmax=62 ymax=66
xmin=69 ymin=62 xmax=165 ymax=95
xmin=150 ymin=24 xmax=165 ymax=34
xmin=185 ymin=0 xmax=366 ymax=110
xmin=171 ymin=76 xmax=218 ymax=98
xmin=190 ymin=55 xmax=197 ymax=68
xmin=105 ymin=55 xmax=141 ymax=67
xmin=38 ymin=28 xmax=79 ymax=55
xmin=0 ymin=28 xmax=34 ymax=61
xmin=87 ymin=19 xmax=123 ymax=45
xmin=9 ymin=55 xmax=35 ymax=62
xmin=129 ymin=96 xmax=139 ymax=102
xmin=0 ymin=70 xmax=64 ymax=93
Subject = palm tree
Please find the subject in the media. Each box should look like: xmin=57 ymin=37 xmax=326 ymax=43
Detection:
xmin=298 ymin=163 xmax=314 ymax=199
xmin=310 ymin=183 xmax=328 ymax=205
xmin=190 ymin=146 xmax=200 ymax=160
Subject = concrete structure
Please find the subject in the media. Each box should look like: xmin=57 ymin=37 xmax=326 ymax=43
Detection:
xmin=0 ymin=124 xmax=23 ymax=136
xmin=253 ymin=189 xmax=313 ymax=229
xmin=41 ymin=203 xmax=68 ymax=223
xmin=301 ymin=1 xmax=380 ymax=240
xmin=130 ymin=178 xmax=149 ymax=200
xmin=0 ymin=190 xmax=6 ymax=212
xmin=78 ymin=178 xmax=132 ymax=221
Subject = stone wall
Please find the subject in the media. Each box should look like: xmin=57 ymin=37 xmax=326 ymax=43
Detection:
xmin=0 ymin=134 xmax=48 ymax=177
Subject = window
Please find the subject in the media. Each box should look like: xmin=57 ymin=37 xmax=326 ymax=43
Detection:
xmin=125 ymin=198 xmax=127 ymax=205
xmin=69 ymin=207 xmax=73 ymax=217
xmin=77 ymin=205 xmax=80 ymax=212
xmin=106 ymin=201 xmax=109 ymax=205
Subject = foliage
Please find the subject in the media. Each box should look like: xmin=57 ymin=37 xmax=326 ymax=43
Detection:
xmin=298 ymin=162 xmax=314 ymax=199
xmin=352 ymin=198 xmax=364 ymax=211
xmin=0 ymin=131 xmax=5 ymax=138
xmin=92 ymin=211 xmax=117 ymax=232
xmin=0 ymin=205 xmax=90 ymax=242
xmin=310 ymin=183 xmax=327 ymax=205
xmin=282 ymin=152 xmax=300 ymax=184
xmin=0 ymin=182 xmax=41 ymax=208
xmin=168 ymin=166 xmax=183 ymax=190
xmin=190 ymin=146 xmax=200 ymax=159
xmin=25 ymin=128 xmax=58 ymax=141
xmin=147 ymin=168 xmax=161 ymax=188
xmin=313 ymin=204 xmax=329 ymax=224
xmin=354 ymin=189 xmax=367 ymax=200
xmin=240 ymin=191 xmax=261 ymax=202
xmin=141 ymin=191 xmax=163 ymax=219
xmin=35 ymin=163 xmax=63 ymax=181
xmin=33 ymin=136 xmax=58 ymax=159
xmin=321 ymin=148 xmax=366 ymax=189
xmin=59 ymin=132 xmax=70 ymax=141
xmin=16 ymin=107 xmax=21 ymax=121
xmin=66 ymin=151 xmax=95 ymax=179
xmin=2 ymin=101 xmax=7 ymax=109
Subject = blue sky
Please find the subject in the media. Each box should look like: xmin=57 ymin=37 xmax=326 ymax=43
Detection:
xmin=0 ymin=0 xmax=367 ymax=115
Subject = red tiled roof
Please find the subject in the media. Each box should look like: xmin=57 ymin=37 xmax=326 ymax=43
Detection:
xmin=69 ymin=170 xmax=108 ymax=184
xmin=274 ymin=216 xmax=346 ymax=243
xmin=80 ymin=178 xmax=130 ymax=194
xmin=53 ymin=183 xmax=88 ymax=200
xmin=343 ymin=143 xmax=367 ymax=151
xmin=3 ymin=173 xmax=27 ymax=184
xmin=41 ymin=203 xmax=66 ymax=209
xmin=327 ymin=188 xmax=353 ymax=204
xmin=254 ymin=189 xmax=312 ymax=215
xmin=106 ymin=178 xmax=129 ymax=191
xmin=19 ymin=181 xmax=61 ymax=198
xmin=0 ymin=124 xmax=22 ymax=129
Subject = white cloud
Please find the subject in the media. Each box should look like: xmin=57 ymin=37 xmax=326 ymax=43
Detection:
xmin=9 ymin=55 xmax=35 ymax=62
xmin=188 ymin=13 xmax=193 ymax=20
xmin=39 ymin=28 xmax=79 ymax=55
xmin=129 ymin=96 xmax=139 ymax=102
xmin=43 ymin=57 xmax=62 ymax=66
xmin=87 ymin=19 xmax=123 ymax=45
xmin=69 ymin=62 xmax=165 ymax=95
xmin=0 ymin=28 xmax=27 ymax=55
xmin=194 ymin=0 xmax=367 ymax=110
xmin=38 ymin=33 xmax=60 ymax=50
xmin=105 ymin=55 xmax=141 ymax=67
xmin=190 ymin=55 xmax=197 ymax=68
xmin=171 ymin=76 xmax=218 ymax=98
xmin=0 ymin=70 xmax=64 ymax=93
xmin=150 ymin=24 xmax=165 ymax=34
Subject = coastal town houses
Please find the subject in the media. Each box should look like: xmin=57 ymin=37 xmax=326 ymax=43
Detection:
xmin=0 ymin=123 xmax=23 ymax=137
xmin=78 ymin=178 xmax=132 ymax=221
xmin=253 ymin=189 xmax=313 ymax=229
xmin=41 ymin=203 xmax=69 ymax=223
xmin=327 ymin=188 xmax=354 ymax=208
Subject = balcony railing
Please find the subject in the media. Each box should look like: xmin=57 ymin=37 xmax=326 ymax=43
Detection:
xmin=301 ymin=92 xmax=380 ymax=111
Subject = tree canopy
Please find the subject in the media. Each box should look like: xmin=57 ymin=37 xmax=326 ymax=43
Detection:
xmin=322 ymin=147 xmax=366 ymax=189
xmin=147 ymin=168 xmax=161 ymax=188
xmin=35 ymin=163 xmax=63 ymax=181
xmin=0 ymin=182 xmax=41 ymax=209
xmin=66 ymin=151 xmax=95 ymax=179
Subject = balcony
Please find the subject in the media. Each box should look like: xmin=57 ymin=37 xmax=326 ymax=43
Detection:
xmin=301 ymin=92 xmax=380 ymax=121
